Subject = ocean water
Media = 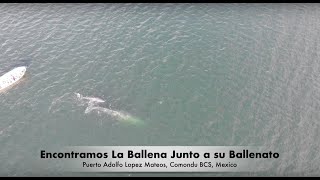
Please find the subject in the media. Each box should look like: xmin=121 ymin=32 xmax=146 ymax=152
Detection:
xmin=0 ymin=3 xmax=319 ymax=176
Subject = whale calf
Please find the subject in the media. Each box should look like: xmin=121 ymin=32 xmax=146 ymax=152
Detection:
xmin=75 ymin=93 xmax=144 ymax=126
xmin=75 ymin=93 xmax=105 ymax=103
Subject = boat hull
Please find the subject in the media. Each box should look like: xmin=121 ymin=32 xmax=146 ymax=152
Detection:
xmin=0 ymin=66 xmax=27 ymax=92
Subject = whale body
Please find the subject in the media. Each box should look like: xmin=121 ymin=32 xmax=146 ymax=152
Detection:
xmin=75 ymin=93 xmax=105 ymax=103
xmin=75 ymin=92 xmax=144 ymax=126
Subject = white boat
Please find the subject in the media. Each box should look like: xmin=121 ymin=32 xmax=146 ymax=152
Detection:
xmin=0 ymin=66 xmax=27 ymax=91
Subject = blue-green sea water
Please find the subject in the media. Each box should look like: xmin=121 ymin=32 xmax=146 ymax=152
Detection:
xmin=0 ymin=3 xmax=319 ymax=176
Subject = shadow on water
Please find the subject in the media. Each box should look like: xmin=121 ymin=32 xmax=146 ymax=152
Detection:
xmin=16 ymin=58 xmax=33 ymax=68
xmin=0 ymin=58 xmax=32 ymax=75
